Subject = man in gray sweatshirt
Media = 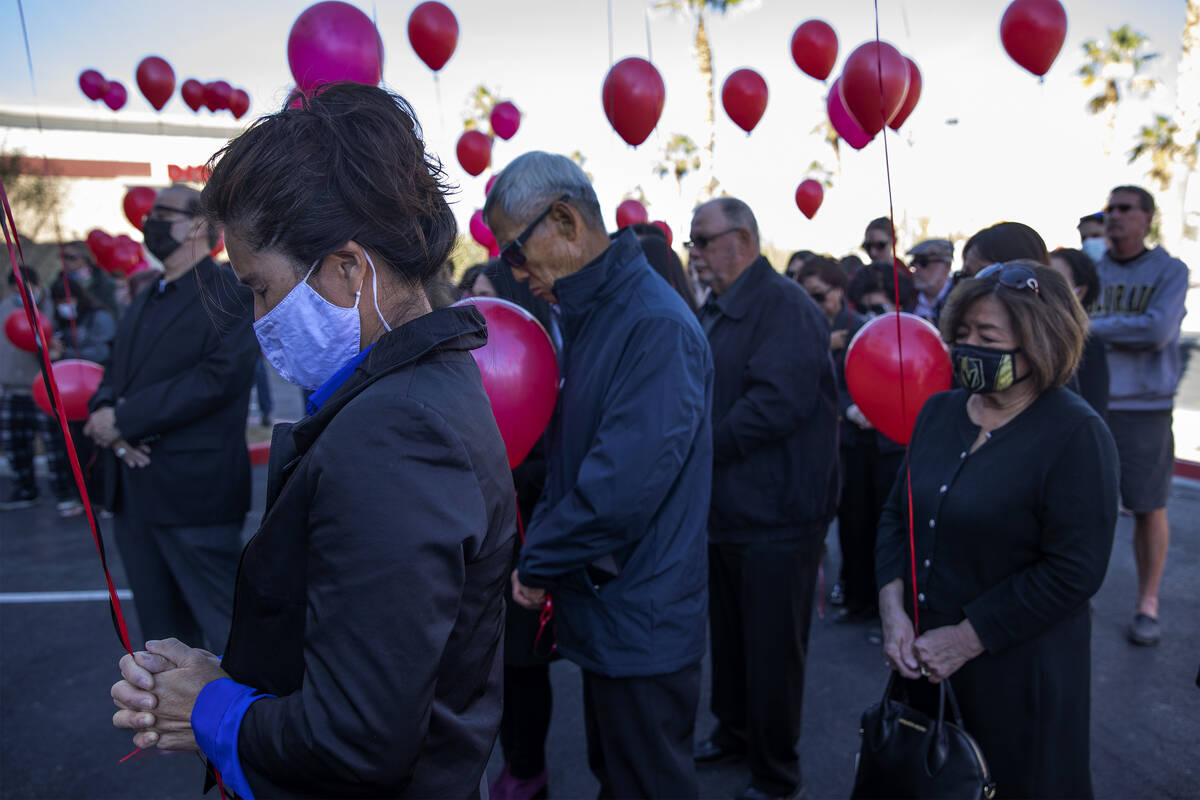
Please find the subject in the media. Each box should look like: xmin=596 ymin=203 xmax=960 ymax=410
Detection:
xmin=1090 ymin=185 xmax=1189 ymax=647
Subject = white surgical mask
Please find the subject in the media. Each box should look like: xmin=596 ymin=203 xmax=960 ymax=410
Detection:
xmin=253 ymin=251 xmax=392 ymax=391
xmin=1081 ymin=237 xmax=1107 ymax=263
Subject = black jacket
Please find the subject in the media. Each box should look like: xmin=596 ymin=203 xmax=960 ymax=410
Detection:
xmin=518 ymin=230 xmax=714 ymax=678
xmin=90 ymin=259 xmax=259 ymax=525
xmin=702 ymin=257 xmax=840 ymax=540
xmin=221 ymin=306 xmax=515 ymax=798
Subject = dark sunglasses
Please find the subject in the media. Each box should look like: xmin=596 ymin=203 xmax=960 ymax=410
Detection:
xmin=974 ymin=263 xmax=1041 ymax=296
xmin=1104 ymin=202 xmax=1137 ymax=214
xmin=807 ymin=289 xmax=829 ymax=303
xmin=500 ymin=195 xmax=568 ymax=268
xmin=911 ymin=256 xmax=946 ymax=269
xmin=862 ymin=240 xmax=889 ymax=252
xmin=684 ymin=227 xmax=741 ymax=251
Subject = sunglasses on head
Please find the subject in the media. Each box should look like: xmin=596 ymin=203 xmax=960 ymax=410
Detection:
xmin=500 ymin=195 xmax=569 ymax=268
xmin=684 ymin=227 xmax=741 ymax=251
xmin=974 ymin=262 xmax=1041 ymax=296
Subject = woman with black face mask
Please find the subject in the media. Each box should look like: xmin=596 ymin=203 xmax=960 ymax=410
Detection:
xmin=874 ymin=260 xmax=1119 ymax=798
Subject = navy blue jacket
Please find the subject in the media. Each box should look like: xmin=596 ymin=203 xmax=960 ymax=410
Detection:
xmin=703 ymin=257 xmax=840 ymax=540
xmin=518 ymin=230 xmax=714 ymax=678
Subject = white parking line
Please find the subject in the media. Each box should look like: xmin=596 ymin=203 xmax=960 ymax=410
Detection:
xmin=0 ymin=590 xmax=132 ymax=604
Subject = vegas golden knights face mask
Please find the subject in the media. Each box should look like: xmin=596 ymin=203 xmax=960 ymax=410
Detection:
xmin=950 ymin=343 xmax=1027 ymax=394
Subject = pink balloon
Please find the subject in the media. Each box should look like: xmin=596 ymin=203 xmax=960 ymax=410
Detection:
xmin=78 ymin=69 xmax=107 ymax=101
xmin=826 ymin=77 xmax=872 ymax=150
xmin=490 ymin=101 xmax=521 ymax=140
xmin=453 ymin=297 xmax=559 ymax=468
xmin=288 ymin=1 xmax=384 ymax=95
xmin=470 ymin=209 xmax=496 ymax=250
xmin=103 ymin=81 xmax=127 ymax=111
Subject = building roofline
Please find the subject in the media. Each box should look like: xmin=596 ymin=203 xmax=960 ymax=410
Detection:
xmin=0 ymin=107 xmax=246 ymax=139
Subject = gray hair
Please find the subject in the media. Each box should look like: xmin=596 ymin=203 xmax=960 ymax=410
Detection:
xmin=705 ymin=197 xmax=759 ymax=241
xmin=484 ymin=151 xmax=605 ymax=231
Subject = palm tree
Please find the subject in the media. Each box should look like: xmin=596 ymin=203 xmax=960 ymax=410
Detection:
xmin=654 ymin=133 xmax=702 ymax=195
xmin=461 ymin=84 xmax=497 ymax=131
xmin=657 ymin=0 xmax=745 ymax=200
xmin=1127 ymin=114 xmax=1196 ymax=191
xmin=1079 ymin=25 xmax=1160 ymax=152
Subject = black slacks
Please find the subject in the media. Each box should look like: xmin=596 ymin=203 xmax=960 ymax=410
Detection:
xmin=708 ymin=536 xmax=824 ymax=795
xmin=583 ymin=662 xmax=701 ymax=800
xmin=114 ymin=509 xmax=243 ymax=651
xmin=837 ymin=441 xmax=905 ymax=613
xmin=499 ymin=663 xmax=553 ymax=779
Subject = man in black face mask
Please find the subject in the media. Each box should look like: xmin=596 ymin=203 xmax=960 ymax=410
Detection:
xmin=84 ymin=184 xmax=259 ymax=651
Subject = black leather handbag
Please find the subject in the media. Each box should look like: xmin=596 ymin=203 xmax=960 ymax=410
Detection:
xmin=851 ymin=672 xmax=996 ymax=799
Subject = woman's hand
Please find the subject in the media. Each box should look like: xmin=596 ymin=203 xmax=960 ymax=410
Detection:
xmin=879 ymin=579 xmax=921 ymax=679
xmin=913 ymin=620 xmax=985 ymax=683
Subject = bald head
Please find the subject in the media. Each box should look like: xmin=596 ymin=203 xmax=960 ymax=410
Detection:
xmin=149 ymin=183 xmax=218 ymax=277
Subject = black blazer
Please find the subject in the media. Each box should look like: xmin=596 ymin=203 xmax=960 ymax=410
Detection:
xmin=221 ymin=306 xmax=515 ymax=798
xmin=90 ymin=258 xmax=259 ymax=525
xmin=702 ymin=257 xmax=840 ymax=540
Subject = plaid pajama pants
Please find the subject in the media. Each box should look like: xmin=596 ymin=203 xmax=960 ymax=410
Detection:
xmin=0 ymin=391 xmax=76 ymax=499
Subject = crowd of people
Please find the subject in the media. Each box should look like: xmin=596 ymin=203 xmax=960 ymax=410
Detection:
xmin=0 ymin=83 xmax=1190 ymax=799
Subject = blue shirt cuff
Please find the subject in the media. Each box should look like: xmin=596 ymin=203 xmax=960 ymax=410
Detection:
xmin=193 ymin=677 xmax=274 ymax=800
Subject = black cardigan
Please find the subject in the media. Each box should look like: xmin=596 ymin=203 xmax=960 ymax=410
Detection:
xmin=875 ymin=387 xmax=1118 ymax=653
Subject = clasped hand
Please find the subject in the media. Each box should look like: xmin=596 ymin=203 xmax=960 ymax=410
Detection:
xmin=111 ymin=638 xmax=229 ymax=751
xmin=511 ymin=569 xmax=546 ymax=611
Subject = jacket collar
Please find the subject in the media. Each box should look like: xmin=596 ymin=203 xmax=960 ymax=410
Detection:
xmin=709 ymin=256 xmax=773 ymax=321
xmin=286 ymin=304 xmax=487 ymax=457
xmin=552 ymin=228 xmax=643 ymax=319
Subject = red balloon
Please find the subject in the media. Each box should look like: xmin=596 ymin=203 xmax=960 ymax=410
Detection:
xmin=103 ymin=81 xmax=127 ymax=111
xmin=122 ymin=187 xmax=156 ymax=232
xmin=408 ymin=1 xmax=459 ymax=72
xmin=616 ymin=199 xmax=648 ymax=229
xmin=128 ymin=258 xmax=154 ymax=276
xmin=845 ymin=312 xmax=951 ymax=445
xmin=109 ymin=236 xmax=142 ymax=275
xmin=289 ymin=1 xmax=384 ymax=94
xmin=888 ymin=58 xmax=922 ymax=131
xmin=470 ymin=209 xmax=496 ymax=250
xmin=230 ymin=89 xmax=251 ymax=119
xmin=651 ymin=220 xmax=673 ymax=246
xmin=456 ymin=130 xmax=492 ymax=176
xmin=78 ymin=69 xmax=107 ymax=101
xmin=791 ymin=19 xmax=838 ymax=82
xmin=602 ymin=57 xmax=666 ymax=147
xmin=32 ymin=360 xmax=104 ymax=422
xmin=4 ymin=309 xmax=54 ymax=353
xmin=180 ymin=79 xmax=205 ymax=112
xmin=135 ymin=56 xmax=175 ymax=111
xmin=1000 ymin=0 xmax=1068 ymax=77
xmin=827 ymin=77 xmax=873 ymax=150
xmin=794 ymin=180 xmax=824 ymax=219
xmin=838 ymin=41 xmax=909 ymax=136
xmin=453 ymin=297 xmax=559 ymax=468
xmin=490 ymin=101 xmax=521 ymax=140
xmin=204 ymin=80 xmax=234 ymax=111
xmin=721 ymin=68 xmax=768 ymax=133
xmin=86 ymin=229 xmax=116 ymax=267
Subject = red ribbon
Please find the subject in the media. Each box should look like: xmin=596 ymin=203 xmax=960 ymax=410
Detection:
xmin=514 ymin=493 xmax=555 ymax=655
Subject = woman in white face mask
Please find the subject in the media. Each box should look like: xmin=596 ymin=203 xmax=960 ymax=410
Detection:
xmin=110 ymin=83 xmax=517 ymax=800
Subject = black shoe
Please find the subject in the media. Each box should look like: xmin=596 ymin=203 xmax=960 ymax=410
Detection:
xmin=828 ymin=583 xmax=845 ymax=607
xmin=735 ymin=783 xmax=805 ymax=800
xmin=0 ymin=487 xmax=39 ymax=510
xmin=694 ymin=736 xmax=746 ymax=764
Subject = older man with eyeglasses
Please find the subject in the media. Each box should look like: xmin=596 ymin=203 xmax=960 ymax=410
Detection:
xmin=907 ymin=238 xmax=955 ymax=324
xmin=689 ymin=198 xmax=839 ymax=800
xmin=485 ymin=151 xmax=714 ymax=799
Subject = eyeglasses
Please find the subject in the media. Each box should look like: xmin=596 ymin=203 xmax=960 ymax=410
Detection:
xmin=1104 ymin=203 xmax=1137 ymax=214
xmin=862 ymin=240 xmax=890 ymax=253
xmin=808 ymin=289 xmax=828 ymax=303
xmin=500 ymin=195 xmax=568 ymax=268
xmin=145 ymin=204 xmax=196 ymax=222
xmin=974 ymin=263 xmax=1040 ymax=296
xmin=911 ymin=256 xmax=947 ymax=269
xmin=684 ymin=227 xmax=741 ymax=251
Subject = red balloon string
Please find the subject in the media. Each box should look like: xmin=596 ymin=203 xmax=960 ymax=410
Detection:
xmin=0 ymin=178 xmax=133 ymax=655
xmin=514 ymin=492 xmax=555 ymax=654
xmin=872 ymin=0 xmax=920 ymax=634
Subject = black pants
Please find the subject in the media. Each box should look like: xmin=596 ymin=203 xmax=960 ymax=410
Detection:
xmin=837 ymin=441 xmax=904 ymax=613
xmin=583 ymin=663 xmax=700 ymax=800
xmin=114 ymin=510 xmax=243 ymax=651
xmin=499 ymin=663 xmax=553 ymax=779
xmin=708 ymin=537 xmax=823 ymax=795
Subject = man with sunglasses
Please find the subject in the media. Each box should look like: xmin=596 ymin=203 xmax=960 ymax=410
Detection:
xmin=84 ymin=184 xmax=259 ymax=652
xmin=907 ymin=239 xmax=954 ymax=323
xmin=1090 ymin=185 xmax=1189 ymax=647
xmin=689 ymin=198 xmax=838 ymax=800
xmin=485 ymin=152 xmax=713 ymax=800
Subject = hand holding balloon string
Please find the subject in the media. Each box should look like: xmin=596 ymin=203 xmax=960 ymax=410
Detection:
xmin=112 ymin=639 xmax=228 ymax=751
